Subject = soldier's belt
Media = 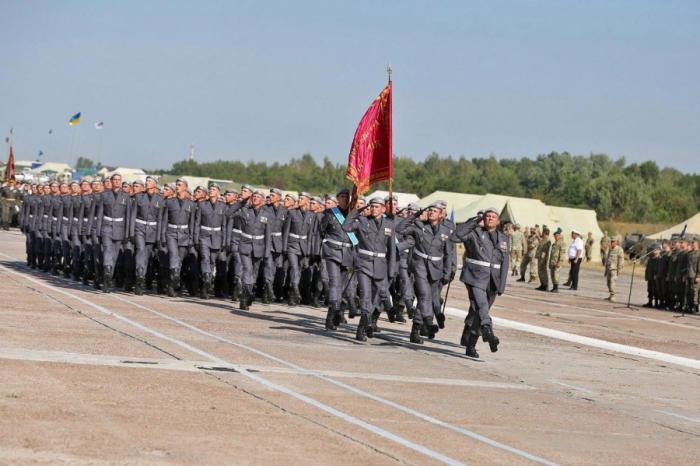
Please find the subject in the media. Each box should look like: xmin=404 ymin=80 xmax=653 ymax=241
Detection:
xmin=43 ymin=215 xmax=49 ymax=218
xmin=52 ymin=217 xmax=58 ymax=221
xmin=414 ymin=250 xmax=442 ymax=261
xmin=240 ymin=232 xmax=264 ymax=240
xmin=232 ymin=228 xmax=242 ymax=235
xmin=104 ymin=216 xmax=124 ymax=222
xmin=82 ymin=218 xmax=89 ymax=222
xmin=72 ymin=217 xmax=79 ymax=222
xmin=200 ymin=225 xmax=221 ymax=231
xmin=289 ymin=233 xmax=307 ymax=239
xmin=358 ymin=248 xmax=386 ymax=258
xmin=29 ymin=214 xmax=34 ymax=218
xmin=466 ymin=258 xmax=501 ymax=269
xmin=271 ymin=232 xmax=282 ymax=237
xmin=167 ymin=223 xmax=188 ymax=229
xmin=323 ymin=238 xmax=352 ymax=248
xmin=136 ymin=219 xmax=157 ymax=226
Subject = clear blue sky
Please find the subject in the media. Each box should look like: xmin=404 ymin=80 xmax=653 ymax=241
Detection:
xmin=1 ymin=0 xmax=698 ymax=172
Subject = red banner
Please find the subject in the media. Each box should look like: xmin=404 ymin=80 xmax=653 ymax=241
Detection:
xmin=4 ymin=145 xmax=15 ymax=183
xmin=345 ymin=81 xmax=392 ymax=195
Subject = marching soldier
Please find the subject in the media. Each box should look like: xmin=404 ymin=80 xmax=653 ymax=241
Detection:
xmin=548 ymin=228 xmax=566 ymax=292
xmin=283 ymin=192 xmax=314 ymax=306
xmin=396 ymin=202 xmax=452 ymax=344
xmin=79 ymin=180 xmax=96 ymax=285
xmin=95 ymin=174 xmax=131 ymax=292
xmin=265 ymin=188 xmax=288 ymax=302
xmin=193 ymin=183 xmax=226 ymax=299
xmin=604 ymin=236 xmax=624 ymax=302
xmin=130 ymin=176 xmax=163 ymax=295
xmin=68 ymin=181 xmax=83 ymax=280
xmin=451 ymin=207 xmax=509 ymax=358
xmin=48 ymin=182 xmax=64 ymax=275
xmin=161 ymin=179 xmax=196 ymax=297
xmin=235 ymin=190 xmax=271 ymax=310
xmin=342 ymin=197 xmax=396 ymax=342
xmin=535 ymin=227 xmax=551 ymax=291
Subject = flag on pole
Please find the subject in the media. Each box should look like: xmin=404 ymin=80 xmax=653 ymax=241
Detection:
xmin=94 ymin=121 xmax=104 ymax=129
xmin=345 ymin=81 xmax=392 ymax=195
xmin=69 ymin=112 xmax=81 ymax=126
xmin=48 ymin=129 xmax=53 ymax=135
xmin=5 ymin=145 xmax=16 ymax=183
xmin=38 ymin=150 xmax=44 ymax=158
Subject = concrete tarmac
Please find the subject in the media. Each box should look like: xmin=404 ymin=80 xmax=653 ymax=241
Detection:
xmin=0 ymin=229 xmax=698 ymax=465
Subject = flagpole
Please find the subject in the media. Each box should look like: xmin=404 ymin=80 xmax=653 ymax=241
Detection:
xmin=387 ymin=64 xmax=393 ymax=215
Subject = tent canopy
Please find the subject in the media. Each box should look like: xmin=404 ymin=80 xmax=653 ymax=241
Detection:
xmin=417 ymin=191 xmax=482 ymax=212
xmin=366 ymin=190 xmax=419 ymax=207
xmin=452 ymin=194 xmax=511 ymax=223
xmin=500 ymin=198 xmax=550 ymax=230
xmin=647 ymin=213 xmax=700 ymax=240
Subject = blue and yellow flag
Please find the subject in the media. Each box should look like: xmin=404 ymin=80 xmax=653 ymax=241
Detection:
xmin=68 ymin=112 xmax=81 ymax=126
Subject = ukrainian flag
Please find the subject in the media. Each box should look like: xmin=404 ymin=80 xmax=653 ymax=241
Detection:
xmin=68 ymin=112 xmax=81 ymax=126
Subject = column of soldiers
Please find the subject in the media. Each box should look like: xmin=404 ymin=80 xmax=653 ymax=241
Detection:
xmin=644 ymin=237 xmax=699 ymax=313
xmin=20 ymin=177 xmax=518 ymax=353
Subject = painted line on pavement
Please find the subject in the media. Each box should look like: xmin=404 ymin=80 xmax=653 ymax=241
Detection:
xmin=0 ymin=257 xmax=559 ymax=466
xmin=444 ymin=306 xmax=700 ymax=371
xmin=0 ymin=262 xmax=466 ymax=466
xmin=655 ymin=409 xmax=700 ymax=424
xmin=0 ymin=347 xmax=533 ymax=389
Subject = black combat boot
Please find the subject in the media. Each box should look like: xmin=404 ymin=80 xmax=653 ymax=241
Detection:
xmin=262 ymin=281 xmax=273 ymax=304
xmin=550 ymin=284 xmax=559 ymax=293
xmin=394 ymin=303 xmax=406 ymax=323
xmin=465 ymin=333 xmax=480 ymax=358
xmin=231 ymin=278 xmax=242 ymax=302
xmin=370 ymin=309 xmax=381 ymax=334
xmin=425 ymin=316 xmax=438 ymax=340
xmin=331 ymin=301 xmax=343 ymax=327
xmin=200 ymin=274 xmax=211 ymax=299
xmin=516 ymin=276 xmax=525 ymax=282
xmin=643 ymin=300 xmax=653 ymax=308
xmin=385 ymin=300 xmax=397 ymax=323
xmin=310 ymin=288 xmax=321 ymax=308
xmin=481 ymin=324 xmax=500 ymax=353
xmin=239 ymin=285 xmax=250 ymax=310
xmin=356 ymin=314 xmax=369 ymax=342
xmin=435 ymin=312 xmax=446 ymax=329
xmin=134 ymin=276 xmax=145 ymax=296
xmin=167 ymin=270 xmax=178 ymax=297
xmin=347 ymin=299 xmax=359 ymax=318
xmin=336 ymin=301 xmax=347 ymax=325
xmin=102 ymin=273 xmax=113 ymax=294
xmin=325 ymin=302 xmax=337 ymax=330
xmin=406 ymin=302 xmax=415 ymax=320
xmin=409 ymin=322 xmax=423 ymax=344
xmin=460 ymin=324 xmax=469 ymax=346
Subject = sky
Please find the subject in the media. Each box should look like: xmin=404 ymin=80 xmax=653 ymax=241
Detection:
xmin=1 ymin=0 xmax=698 ymax=172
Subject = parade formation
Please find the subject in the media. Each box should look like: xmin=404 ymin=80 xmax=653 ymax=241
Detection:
xmin=7 ymin=176 xmax=512 ymax=357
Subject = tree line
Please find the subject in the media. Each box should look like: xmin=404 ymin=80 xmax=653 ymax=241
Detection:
xmin=148 ymin=152 xmax=698 ymax=224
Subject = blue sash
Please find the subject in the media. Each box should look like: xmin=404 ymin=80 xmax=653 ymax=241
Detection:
xmin=331 ymin=207 xmax=358 ymax=246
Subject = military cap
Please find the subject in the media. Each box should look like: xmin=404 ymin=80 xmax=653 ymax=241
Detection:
xmin=482 ymin=206 xmax=500 ymax=216
xmin=224 ymin=189 xmax=237 ymax=195
xmin=311 ymin=196 xmax=323 ymax=204
xmin=252 ymin=189 xmax=265 ymax=197
xmin=554 ymin=227 xmax=563 ymax=235
xmin=434 ymin=200 xmax=448 ymax=209
xmin=571 ymin=229 xmax=581 ymax=236
xmin=132 ymin=179 xmax=144 ymax=187
xmin=542 ymin=227 xmax=550 ymax=234
xmin=336 ymin=188 xmax=350 ymax=197
xmin=121 ymin=181 xmax=130 ymax=187
xmin=369 ymin=197 xmax=384 ymax=205
xmin=299 ymin=191 xmax=311 ymax=199
xmin=241 ymin=184 xmax=253 ymax=191
xmin=326 ymin=195 xmax=338 ymax=204
xmin=69 ymin=180 xmax=79 ymax=186
xmin=427 ymin=201 xmax=443 ymax=209
xmin=270 ymin=188 xmax=283 ymax=196
xmin=384 ymin=194 xmax=398 ymax=202
xmin=285 ymin=193 xmax=298 ymax=202
xmin=209 ymin=183 xmax=221 ymax=191
xmin=175 ymin=178 xmax=188 ymax=186
xmin=407 ymin=203 xmax=421 ymax=211
xmin=194 ymin=185 xmax=206 ymax=192
xmin=165 ymin=183 xmax=176 ymax=190
xmin=652 ymin=242 xmax=662 ymax=250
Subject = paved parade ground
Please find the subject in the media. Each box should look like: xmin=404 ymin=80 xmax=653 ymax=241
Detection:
xmin=1 ymin=228 xmax=698 ymax=465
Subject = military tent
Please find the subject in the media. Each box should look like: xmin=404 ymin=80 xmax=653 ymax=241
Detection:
xmin=452 ymin=194 xmax=511 ymax=223
xmin=366 ymin=190 xmax=419 ymax=207
xmin=646 ymin=213 xmax=700 ymax=240
xmin=500 ymin=198 xmax=551 ymax=230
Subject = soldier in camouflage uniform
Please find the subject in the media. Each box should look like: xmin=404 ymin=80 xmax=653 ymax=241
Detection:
xmin=604 ymin=236 xmax=624 ymax=302
xmin=549 ymin=228 xmax=566 ymax=292
xmin=687 ymin=236 xmax=699 ymax=313
xmin=600 ymin=233 xmax=611 ymax=266
xmin=535 ymin=227 xmax=551 ymax=291
xmin=585 ymin=232 xmax=594 ymax=262
xmin=510 ymin=224 xmax=525 ymax=276
xmin=517 ymin=227 xmax=539 ymax=283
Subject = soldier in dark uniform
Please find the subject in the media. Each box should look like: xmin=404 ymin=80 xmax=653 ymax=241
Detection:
xmin=318 ymin=189 xmax=357 ymax=329
xmin=656 ymin=240 xmax=672 ymax=309
xmin=67 ymin=181 xmax=83 ymax=280
xmin=95 ymin=174 xmax=131 ymax=292
xmin=306 ymin=196 xmax=325 ymax=307
xmin=213 ymin=189 xmax=237 ymax=297
xmin=78 ymin=180 xmax=95 ymax=284
xmin=38 ymin=184 xmax=54 ymax=272
xmin=265 ymin=188 xmax=288 ymax=303
xmin=396 ymin=202 xmax=452 ymax=344
xmin=342 ymin=197 xmax=396 ymax=342
xmin=225 ymin=186 xmax=252 ymax=302
xmin=22 ymin=184 xmax=42 ymax=268
xmin=90 ymin=179 xmax=107 ymax=289
xmin=644 ymin=244 xmax=661 ymax=307
xmin=161 ymin=179 xmax=195 ymax=297
xmin=451 ymin=207 xmax=509 ymax=358
xmin=234 ymin=190 xmax=271 ymax=310
xmin=283 ymin=192 xmax=314 ymax=306
xmin=393 ymin=203 xmax=420 ymax=321
xmin=194 ymin=183 xmax=226 ymax=299
xmin=47 ymin=182 xmax=64 ymax=275
xmin=130 ymin=176 xmax=163 ymax=295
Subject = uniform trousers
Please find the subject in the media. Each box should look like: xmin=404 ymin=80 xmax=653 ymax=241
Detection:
xmin=413 ymin=274 xmax=441 ymax=325
xmin=465 ymin=280 xmax=496 ymax=334
xmin=134 ymin=234 xmax=154 ymax=278
xmin=101 ymin=238 xmax=122 ymax=274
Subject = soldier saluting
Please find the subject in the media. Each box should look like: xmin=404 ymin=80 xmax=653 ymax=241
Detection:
xmin=451 ymin=207 xmax=509 ymax=358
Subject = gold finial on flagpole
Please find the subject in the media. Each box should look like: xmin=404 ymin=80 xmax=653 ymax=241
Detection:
xmin=387 ymin=64 xmax=392 ymax=82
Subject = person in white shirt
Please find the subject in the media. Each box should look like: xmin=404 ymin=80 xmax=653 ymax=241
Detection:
xmin=566 ymin=230 xmax=584 ymax=290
